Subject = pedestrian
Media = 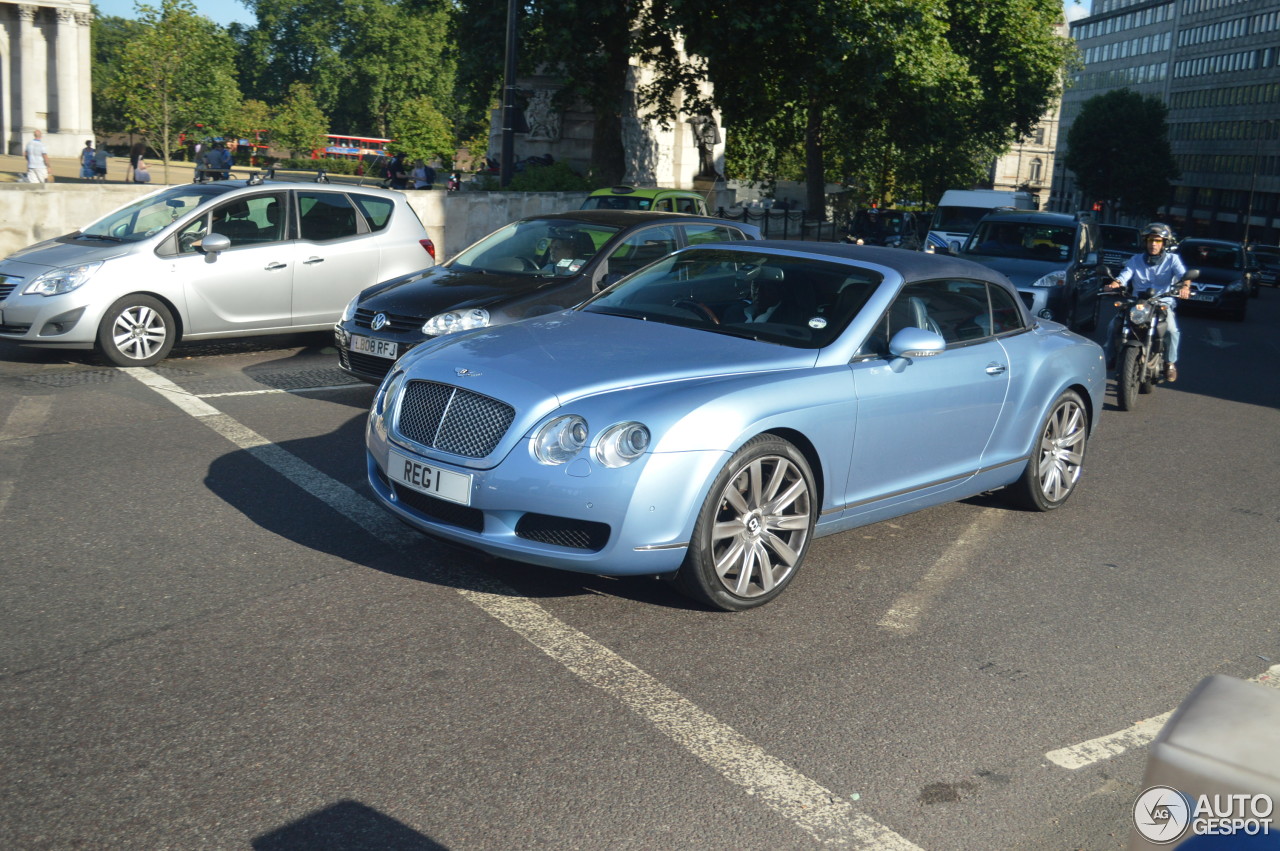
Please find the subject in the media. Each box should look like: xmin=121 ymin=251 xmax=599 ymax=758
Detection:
xmin=387 ymin=153 xmax=409 ymax=190
xmin=80 ymin=140 xmax=96 ymax=179
xmin=93 ymin=144 xmax=110 ymax=180
xmin=25 ymin=129 xmax=53 ymax=183
xmin=212 ymin=143 xmax=232 ymax=180
xmin=411 ymin=158 xmax=435 ymax=189
xmin=127 ymin=140 xmax=146 ymax=182
xmin=133 ymin=158 xmax=152 ymax=184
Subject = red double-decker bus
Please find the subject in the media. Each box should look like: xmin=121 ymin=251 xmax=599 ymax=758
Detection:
xmin=312 ymin=134 xmax=394 ymax=161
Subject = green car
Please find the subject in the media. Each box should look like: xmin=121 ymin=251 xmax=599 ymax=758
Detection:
xmin=581 ymin=184 xmax=709 ymax=215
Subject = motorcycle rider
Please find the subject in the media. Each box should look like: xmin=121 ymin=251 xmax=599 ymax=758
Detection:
xmin=1104 ymin=222 xmax=1192 ymax=382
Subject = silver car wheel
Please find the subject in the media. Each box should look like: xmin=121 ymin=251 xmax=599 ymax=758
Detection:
xmin=96 ymin=295 xmax=176 ymax=367
xmin=709 ymin=453 xmax=812 ymax=599
xmin=1036 ymin=396 xmax=1086 ymax=502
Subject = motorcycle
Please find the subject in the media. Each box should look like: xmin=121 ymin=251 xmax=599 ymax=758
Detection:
xmin=1102 ymin=267 xmax=1198 ymax=411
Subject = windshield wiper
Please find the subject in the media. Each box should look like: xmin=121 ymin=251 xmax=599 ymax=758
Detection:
xmin=78 ymin=233 xmax=126 ymax=242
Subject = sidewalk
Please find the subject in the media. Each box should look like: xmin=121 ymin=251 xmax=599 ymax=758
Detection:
xmin=0 ymin=152 xmax=196 ymax=185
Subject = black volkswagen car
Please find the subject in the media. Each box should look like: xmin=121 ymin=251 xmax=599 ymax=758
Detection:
xmin=335 ymin=210 xmax=761 ymax=383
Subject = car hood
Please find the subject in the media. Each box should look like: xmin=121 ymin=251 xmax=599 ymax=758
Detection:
xmin=1185 ymin=265 xmax=1241 ymax=285
xmin=395 ymin=309 xmax=818 ymax=420
xmin=3 ymin=235 xmax=135 ymax=270
xmin=361 ymin=264 xmax=573 ymax=317
xmin=959 ymin=254 xmax=1066 ymax=288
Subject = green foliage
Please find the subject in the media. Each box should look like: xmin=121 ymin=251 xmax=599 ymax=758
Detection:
xmin=91 ymin=14 xmax=148 ymax=136
xmin=389 ymin=97 xmax=456 ymax=165
xmin=225 ymin=98 xmax=272 ymax=146
xmin=106 ymin=0 xmax=242 ymax=179
xmin=240 ymin=0 xmax=456 ymax=140
xmin=271 ymin=82 xmax=329 ymax=158
xmin=505 ymin=162 xmax=592 ymax=192
xmin=1065 ymin=88 xmax=1180 ymax=218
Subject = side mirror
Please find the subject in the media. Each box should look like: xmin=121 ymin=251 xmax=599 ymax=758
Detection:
xmin=197 ymin=233 xmax=231 ymax=255
xmin=887 ymin=326 xmax=946 ymax=372
xmin=1185 ymin=268 xmax=1199 ymax=281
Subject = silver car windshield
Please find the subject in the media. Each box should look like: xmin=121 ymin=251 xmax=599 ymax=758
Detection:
xmin=80 ymin=185 xmax=234 ymax=241
xmin=450 ymin=219 xmax=619 ymax=279
xmin=580 ymin=247 xmax=882 ymax=349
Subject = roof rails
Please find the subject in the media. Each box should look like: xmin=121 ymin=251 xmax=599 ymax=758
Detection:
xmin=192 ymin=167 xmax=333 ymax=185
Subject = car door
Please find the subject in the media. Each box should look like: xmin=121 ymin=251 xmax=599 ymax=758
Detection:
xmin=843 ymin=279 xmax=1011 ymax=515
xmin=291 ymin=190 xmax=385 ymax=327
xmin=172 ymin=192 xmax=295 ymax=334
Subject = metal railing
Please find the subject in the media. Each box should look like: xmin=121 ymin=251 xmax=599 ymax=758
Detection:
xmin=715 ymin=207 xmax=845 ymax=242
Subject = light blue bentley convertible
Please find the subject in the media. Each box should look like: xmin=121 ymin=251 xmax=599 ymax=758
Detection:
xmin=365 ymin=241 xmax=1105 ymax=610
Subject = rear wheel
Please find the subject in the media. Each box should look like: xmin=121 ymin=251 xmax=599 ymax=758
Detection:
xmin=675 ymin=435 xmax=815 ymax=611
xmin=1006 ymin=389 xmax=1089 ymax=511
xmin=1117 ymin=347 xmax=1141 ymax=411
xmin=96 ymin=295 xmax=176 ymax=367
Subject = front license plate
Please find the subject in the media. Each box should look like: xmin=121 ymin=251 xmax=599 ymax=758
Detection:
xmin=350 ymin=334 xmax=398 ymax=359
xmin=1191 ymin=293 xmax=1215 ymax=302
xmin=389 ymin=449 xmax=472 ymax=505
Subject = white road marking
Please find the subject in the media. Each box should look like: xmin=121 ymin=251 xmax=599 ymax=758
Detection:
xmin=198 ymin=384 xmax=361 ymax=398
xmin=1045 ymin=665 xmax=1280 ymax=769
xmin=0 ymin=396 xmax=54 ymax=516
xmin=121 ymin=366 xmax=921 ymax=849
xmin=877 ymin=508 xmax=1004 ymax=634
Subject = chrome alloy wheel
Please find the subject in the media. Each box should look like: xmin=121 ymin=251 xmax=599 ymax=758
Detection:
xmin=1036 ymin=396 xmax=1087 ymax=502
xmin=709 ymin=454 xmax=812 ymax=599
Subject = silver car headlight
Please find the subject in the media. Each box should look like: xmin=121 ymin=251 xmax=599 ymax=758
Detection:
xmin=340 ymin=294 xmax=360 ymax=323
xmin=1128 ymin=303 xmax=1153 ymax=324
xmin=1226 ymin=281 xmax=1245 ymax=293
xmin=1031 ymin=270 xmax=1067 ymax=288
xmin=533 ymin=415 xmax=588 ymax=465
xmin=371 ymin=370 xmax=407 ymax=440
xmin=594 ymin=422 xmax=650 ymax=468
xmin=23 ymin=261 xmax=103 ymax=296
xmin=423 ymin=308 xmax=489 ymax=336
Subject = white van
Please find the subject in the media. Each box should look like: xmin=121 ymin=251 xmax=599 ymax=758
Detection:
xmin=926 ymin=189 xmax=1037 ymax=253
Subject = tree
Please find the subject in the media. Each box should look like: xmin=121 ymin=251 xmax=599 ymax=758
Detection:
xmin=91 ymin=14 xmax=147 ymax=138
xmin=271 ymin=83 xmax=328 ymax=158
xmin=1065 ymin=88 xmax=1180 ymax=218
xmin=107 ymin=0 xmax=241 ymax=182
xmin=224 ymin=99 xmax=273 ymax=149
xmin=389 ymin=97 xmax=456 ymax=165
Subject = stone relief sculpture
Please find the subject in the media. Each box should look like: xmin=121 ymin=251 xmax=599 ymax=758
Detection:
xmin=687 ymin=115 xmax=722 ymax=180
xmin=524 ymin=89 xmax=562 ymax=142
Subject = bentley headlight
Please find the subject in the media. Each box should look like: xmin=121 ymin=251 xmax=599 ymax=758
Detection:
xmin=594 ymin=422 xmax=650 ymax=468
xmin=533 ymin=415 xmax=588 ymax=465
xmin=423 ymin=308 xmax=489 ymax=336
xmin=1128 ymin=303 xmax=1153 ymax=324
xmin=23 ymin=261 xmax=103 ymax=296
xmin=371 ymin=371 xmax=406 ymax=443
xmin=1031 ymin=270 xmax=1067 ymax=288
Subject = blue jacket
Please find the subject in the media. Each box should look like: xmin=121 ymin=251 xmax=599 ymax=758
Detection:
xmin=1117 ymin=251 xmax=1187 ymax=301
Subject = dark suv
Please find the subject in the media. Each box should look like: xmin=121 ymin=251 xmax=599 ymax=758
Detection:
xmin=954 ymin=210 xmax=1103 ymax=332
xmin=1098 ymin=224 xmax=1140 ymax=269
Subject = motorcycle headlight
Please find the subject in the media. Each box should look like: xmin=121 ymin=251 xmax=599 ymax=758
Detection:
xmin=594 ymin=422 xmax=650 ymax=468
xmin=423 ymin=308 xmax=489 ymax=336
xmin=533 ymin=415 xmax=588 ymax=465
xmin=1031 ymin=270 xmax=1067 ymax=288
xmin=1128 ymin=303 xmax=1154 ymax=324
xmin=23 ymin=261 xmax=103 ymax=296
xmin=340 ymin=294 xmax=360 ymax=323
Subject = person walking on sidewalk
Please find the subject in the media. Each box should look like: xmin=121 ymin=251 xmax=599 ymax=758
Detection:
xmin=25 ymin=130 xmax=53 ymax=183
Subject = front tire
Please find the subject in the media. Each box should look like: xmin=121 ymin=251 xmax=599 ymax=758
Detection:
xmin=675 ymin=435 xmax=816 ymax=611
xmin=1006 ymin=389 xmax=1089 ymax=511
xmin=1117 ymin=346 xmax=1141 ymax=411
xmin=96 ymin=295 xmax=176 ymax=367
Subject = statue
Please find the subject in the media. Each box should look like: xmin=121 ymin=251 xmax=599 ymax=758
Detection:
xmin=687 ymin=115 xmax=722 ymax=180
xmin=524 ymin=89 xmax=562 ymax=142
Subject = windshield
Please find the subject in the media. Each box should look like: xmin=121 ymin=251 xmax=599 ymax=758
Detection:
xmin=1181 ymin=243 xmax=1240 ymax=270
xmin=580 ymin=247 xmax=882 ymax=349
xmin=931 ymin=206 xmax=992 ymax=234
xmin=964 ymin=221 xmax=1075 ymax=262
xmin=80 ymin=184 xmax=235 ymax=241
xmin=1250 ymin=247 xmax=1279 ymax=268
xmin=450 ymin=219 xmax=620 ymax=278
xmin=1099 ymin=225 xmax=1140 ymax=252
xmin=582 ymin=194 xmax=652 ymax=211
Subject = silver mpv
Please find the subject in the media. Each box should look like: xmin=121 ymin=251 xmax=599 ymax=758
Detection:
xmin=0 ymin=177 xmax=434 ymax=365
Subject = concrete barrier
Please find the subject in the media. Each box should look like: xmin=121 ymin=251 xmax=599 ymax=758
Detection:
xmin=0 ymin=183 xmax=590 ymax=262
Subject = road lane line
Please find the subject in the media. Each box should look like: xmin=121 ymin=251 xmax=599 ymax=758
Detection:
xmin=121 ymin=367 xmax=417 ymax=548
xmin=0 ymin=396 xmax=53 ymax=517
xmin=122 ymin=365 xmax=922 ymax=849
xmin=1045 ymin=665 xmax=1280 ymax=769
xmin=877 ymin=508 xmax=1004 ymax=634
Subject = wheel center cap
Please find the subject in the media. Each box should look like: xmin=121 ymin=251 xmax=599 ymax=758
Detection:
xmin=746 ymin=514 xmax=762 ymax=536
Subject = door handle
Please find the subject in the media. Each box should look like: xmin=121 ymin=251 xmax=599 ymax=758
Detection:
xmin=303 ymin=256 xmax=325 ymax=265
xmin=265 ymin=262 xmax=287 ymax=271
xmin=985 ymin=363 xmax=1007 ymax=375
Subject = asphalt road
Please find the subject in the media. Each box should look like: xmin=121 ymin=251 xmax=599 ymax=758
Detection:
xmin=1 ymin=294 xmax=1277 ymax=850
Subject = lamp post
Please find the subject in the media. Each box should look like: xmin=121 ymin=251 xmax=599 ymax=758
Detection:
xmin=1242 ymin=119 xmax=1276 ymax=246
xmin=500 ymin=0 xmax=519 ymax=188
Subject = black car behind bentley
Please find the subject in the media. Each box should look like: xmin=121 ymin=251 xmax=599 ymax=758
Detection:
xmin=335 ymin=210 xmax=761 ymax=382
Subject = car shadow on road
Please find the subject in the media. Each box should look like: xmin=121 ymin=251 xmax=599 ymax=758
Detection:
xmin=253 ymin=799 xmax=447 ymax=850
